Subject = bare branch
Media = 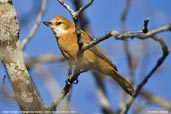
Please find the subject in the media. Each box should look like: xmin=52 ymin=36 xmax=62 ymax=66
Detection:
xmin=62 ymin=89 xmax=72 ymax=111
xmin=120 ymin=35 xmax=169 ymax=114
xmin=56 ymin=0 xmax=75 ymax=16
xmin=21 ymin=0 xmax=47 ymax=49
xmin=74 ymin=0 xmax=94 ymax=18
xmin=93 ymin=72 xmax=115 ymax=114
xmin=140 ymin=90 xmax=171 ymax=110
xmin=116 ymin=24 xmax=171 ymax=39
xmin=25 ymin=54 xmax=65 ymax=68
xmin=57 ymin=0 xmax=94 ymax=19
xmin=50 ymin=79 xmax=72 ymax=110
xmin=121 ymin=0 xmax=131 ymax=32
xmin=121 ymin=0 xmax=135 ymax=86
xmin=72 ymin=0 xmax=91 ymax=33
xmin=82 ymin=24 xmax=171 ymax=52
xmin=82 ymin=31 xmax=118 ymax=51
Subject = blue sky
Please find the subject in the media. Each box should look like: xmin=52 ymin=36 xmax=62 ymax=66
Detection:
xmin=0 ymin=0 xmax=171 ymax=114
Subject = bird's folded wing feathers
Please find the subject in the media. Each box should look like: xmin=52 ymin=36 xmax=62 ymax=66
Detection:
xmin=80 ymin=30 xmax=118 ymax=71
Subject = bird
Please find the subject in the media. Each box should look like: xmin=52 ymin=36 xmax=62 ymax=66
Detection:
xmin=43 ymin=16 xmax=135 ymax=96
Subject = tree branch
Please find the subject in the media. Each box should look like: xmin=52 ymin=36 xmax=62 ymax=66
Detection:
xmin=25 ymin=54 xmax=65 ymax=68
xmin=56 ymin=0 xmax=75 ymax=16
xmin=0 ymin=1 xmax=49 ymax=112
xmin=121 ymin=0 xmax=135 ymax=85
xmin=21 ymin=0 xmax=47 ymax=50
xmin=73 ymin=0 xmax=91 ymax=33
xmin=140 ymin=90 xmax=171 ymax=110
xmin=93 ymin=72 xmax=115 ymax=114
xmin=82 ymin=24 xmax=171 ymax=52
xmin=74 ymin=0 xmax=94 ymax=18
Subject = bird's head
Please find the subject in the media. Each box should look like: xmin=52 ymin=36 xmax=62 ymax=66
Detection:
xmin=43 ymin=16 xmax=75 ymax=37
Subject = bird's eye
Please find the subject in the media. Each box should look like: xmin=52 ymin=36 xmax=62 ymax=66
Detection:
xmin=56 ymin=21 xmax=62 ymax=25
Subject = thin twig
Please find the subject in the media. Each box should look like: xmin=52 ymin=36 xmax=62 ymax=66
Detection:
xmin=73 ymin=0 xmax=91 ymax=33
xmin=21 ymin=0 xmax=47 ymax=49
xmin=56 ymin=0 xmax=75 ymax=16
xmin=82 ymin=31 xmax=117 ymax=51
xmin=82 ymin=24 xmax=171 ymax=52
xmin=2 ymin=75 xmax=15 ymax=99
xmin=121 ymin=0 xmax=131 ymax=32
xmin=25 ymin=54 xmax=65 ymax=68
xmin=140 ymin=90 xmax=171 ymax=110
xmin=121 ymin=0 xmax=135 ymax=84
xmin=120 ymin=0 xmax=134 ymax=111
xmin=74 ymin=0 xmax=94 ymax=18
xmin=93 ymin=72 xmax=115 ymax=114
xmin=116 ymin=24 xmax=171 ymax=39
xmin=57 ymin=0 xmax=94 ymax=19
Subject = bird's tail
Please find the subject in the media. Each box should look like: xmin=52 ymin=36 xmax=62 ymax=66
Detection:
xmin=111 ymin=70 xmax=135 ymax=96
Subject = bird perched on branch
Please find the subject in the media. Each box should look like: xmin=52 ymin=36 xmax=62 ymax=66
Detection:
xmin=43 ymin=16 xmax=135 ymax=96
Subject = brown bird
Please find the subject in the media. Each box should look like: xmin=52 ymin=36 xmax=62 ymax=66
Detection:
xmin=43 ymin=16 xmax=135 ymax=96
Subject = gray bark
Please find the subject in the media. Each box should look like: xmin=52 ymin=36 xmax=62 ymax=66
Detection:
xmin=0 ymin=1 xmax=48 ymax=112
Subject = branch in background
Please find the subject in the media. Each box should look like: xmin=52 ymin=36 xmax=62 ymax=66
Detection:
xmin=21 ymin=0 xmax=47 ymax=50
xmin=2 ymin=75 xmax=15 ymax=99
xmin=25 ymin=54 xmax=65 ymax=68
xmin=121 ymin=0 xmax=131 ymax=32
xmin=140 ymin=90 xmax=171 ymax=110
xmin=120 ymin=20 xmax=169 ymax=114
xmin=93 ymin=72 xmax=115 ymax=114
xmin=121 ymin=0 xmax=135 ymax=85
xmin=120 ymin=0 xmax=135 ymax=111
xmin=132 ymin=100 xmax=150 ymax=114
xmin=50 ymin=0 xmax=94 ymax=110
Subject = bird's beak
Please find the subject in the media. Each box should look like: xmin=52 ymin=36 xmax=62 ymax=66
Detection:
xmin=43 ymin=21 xmax=52 ymax=27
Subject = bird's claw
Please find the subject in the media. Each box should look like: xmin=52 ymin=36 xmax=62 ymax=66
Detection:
xmin=74 ymin=79 xmax=79 ymax=84
xmin=65 ymin=79 xmax=72 ymax=85
xmin=65 ymin=76 xmax=79 ymax=85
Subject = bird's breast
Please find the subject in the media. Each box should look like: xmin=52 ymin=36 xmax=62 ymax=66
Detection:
xmin=57 ymin=36 xmax=78 ymax=59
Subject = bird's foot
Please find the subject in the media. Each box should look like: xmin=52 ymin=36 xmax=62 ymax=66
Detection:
xmin=65 ymin=75 xmax=79 ymax=85
xmin=74 ymin=79 xmax=79 ymax=84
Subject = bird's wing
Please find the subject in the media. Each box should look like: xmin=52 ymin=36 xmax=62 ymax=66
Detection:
xmin=81 ymin=30 xmax=118 ymax=71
